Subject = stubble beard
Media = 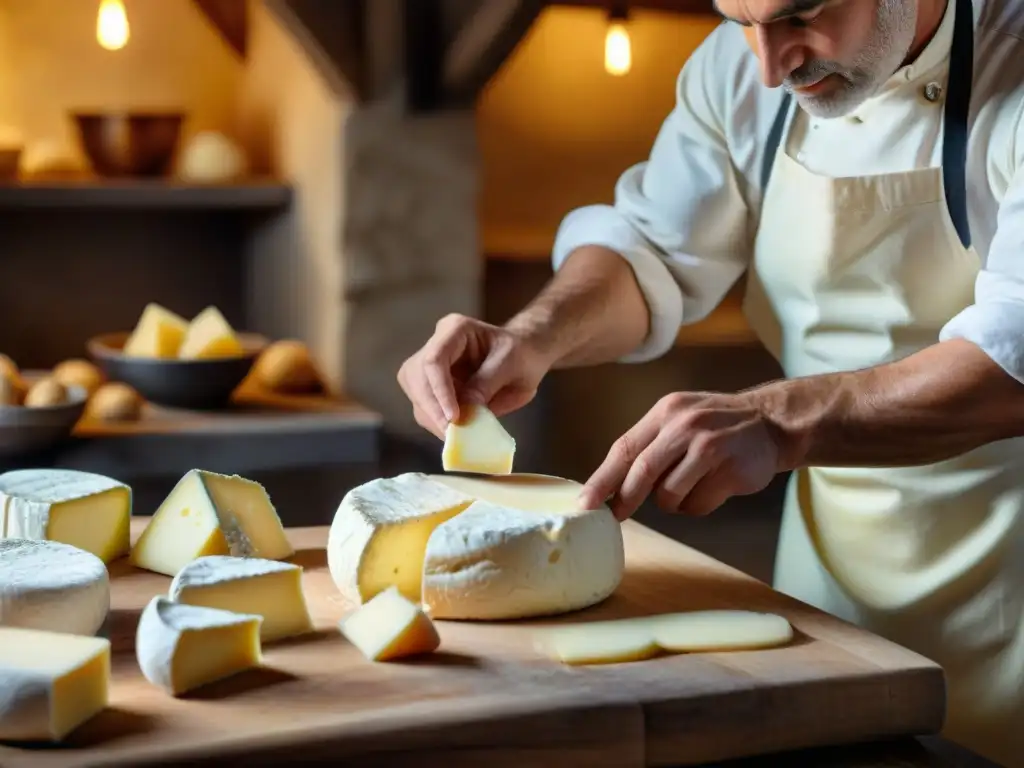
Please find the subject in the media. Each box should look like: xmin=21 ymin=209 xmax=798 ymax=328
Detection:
xmin=785 ymin=0 xmax=919 ymax=118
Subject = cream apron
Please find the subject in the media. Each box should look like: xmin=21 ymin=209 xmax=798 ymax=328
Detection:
xmin=743 ymin=2 xmax=1024 ymax=765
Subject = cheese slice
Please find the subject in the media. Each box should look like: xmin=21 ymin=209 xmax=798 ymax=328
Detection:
xmin=130 ymin=469 xmax=294 ymax=577
xmin=178 ymin=306 xmax=245 ymax=359
xmin=327 ymin=473 xmax=474 ymax=606
xmin=537 ymin=618 xmax=659 ymax=666
xmin=122 ymin=302 xmax=189 ymax=358
xmin=536 ymin=611 xmax=793 ymax=666
xmin=0 ymin=539 xmax=110 ymax=636
xmin=441 ymin=403 xmax=515 ymax=475
xmin=0 ymin=627 xmax=110 ymax=742
xmin=169 ymin=556 xmax=313 ymax=642
xmin=327 ymin=472 xmax=624 ymax=620
xmin=136 ymin=596 xmax=262 ymax=696
xmin=0 ymin=469 xmax=132 ymax=563
xmin=339 ymin=585 xmax=440 ymax=662
xmin=650 ymin=611 xmax=794 ymax=652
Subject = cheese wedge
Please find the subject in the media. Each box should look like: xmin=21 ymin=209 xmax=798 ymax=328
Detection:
xmin=327 ymin=473 xmax=624 ymax=620
xmin=178 ymin=306 xmax=245 ymax=359
xmin=131 ymin=469 xmax=294 ymax=577
xmin=136 ymin=596 xmax=262 ymax=696
xmin=122 ymin=302 xmax=189 ymax=358
xmin=339 ymin=585 xmax=440 ymax=662
xmin=169 ymin=556 xmax=313 ymax=642
xmin=0 ymin=539 xmax=110 ymax=636
xmin=0 ymin=627 xmax=110 ymax=741
xmin=441 ymin=403 xmax=515 ymax=475
xmin=0 ymin=469 xmax=132 ymax=563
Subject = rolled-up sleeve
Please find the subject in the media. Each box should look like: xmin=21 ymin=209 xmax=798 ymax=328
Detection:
xmin=552 ymin=29 xmax=752 ymax=363
xmin=941 ymin=162 xmax=1024 ymax=382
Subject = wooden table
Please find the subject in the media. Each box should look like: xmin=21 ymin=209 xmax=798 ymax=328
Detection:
xmin=1 ymin=517 xmax=957 ymax=768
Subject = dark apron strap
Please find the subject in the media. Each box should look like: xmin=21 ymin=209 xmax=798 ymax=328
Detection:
xmin=759 ymin=0 xmax=975 ymax=248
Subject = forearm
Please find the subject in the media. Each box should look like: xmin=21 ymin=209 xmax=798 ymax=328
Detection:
xmin=750 ymin=339 xmax=1024 ymax=469
xmin=505 ymin=245 xmax=652 ymax=369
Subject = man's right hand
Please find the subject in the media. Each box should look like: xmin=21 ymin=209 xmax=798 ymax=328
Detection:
xmin=397 ymin=313 xmax=552 ymax=439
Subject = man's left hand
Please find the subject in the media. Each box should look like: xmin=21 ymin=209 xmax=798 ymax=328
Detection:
xmin=579 ymin=391 xmax=783 ymax=521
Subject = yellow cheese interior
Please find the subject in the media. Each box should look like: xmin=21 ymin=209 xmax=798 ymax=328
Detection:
xmin=131 ymin=470 xmax=293 ymax=577
xmin=170 ymin=619 xmax=261 ymax=695
xmin=441 ymin=403 xmax=515 ymax=475
xmin=122 ymin=303 xmax=189 ymax=358
xmin=175 ymin=568 xmax=313 ymax=643
xmin=357 ymin=502 xmax=470 ymax=603
xmin=46 ymin=486 xmax=131 ymax=563
xmin=340 ymin=586 xmax=440 ymax=662
xmin=0 ymin=627 xmax=110 ymax=741
xmin=178 ymin=306 xmax=244 ymax=359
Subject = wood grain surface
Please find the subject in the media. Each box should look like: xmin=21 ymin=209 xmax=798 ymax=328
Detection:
xmin=0 ymin=518 xmax=946 ymax=768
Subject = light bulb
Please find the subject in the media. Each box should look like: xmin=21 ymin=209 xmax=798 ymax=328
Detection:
xmin=604 ymin=22 xmax=631 ymax=76
xmin=97 ymin=0 xmax=129 ymax=51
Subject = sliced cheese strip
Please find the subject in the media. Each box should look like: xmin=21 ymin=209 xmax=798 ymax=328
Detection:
xmin=0 ymin=627 xmax=110 ymax=742
xmin=136 ymin=596 xmax=262 ymax=696
xmin=327 ymin=472 xmax=624 ymax=620
xmin=339 ymin=586 xmax=440 ymax=662
xmin=169 ymin=556 xmax=313 ymax=642
xmin=536 ymin=611 xmax=794 ymax=666
xmin=178 ymin=306 xmax=244 ymax=359
xmin=327 ymin=473 xmax=474 ymax=605
xmin=0 ymin=539 xmax=110 ymax=636
xmin=131 ymin=469 xmax=293 ymax=577
xmin=651 ymin=610 xmax=793 ymax=652
xmin=0 ymin=469 xmax=132 ymax=563
xmin=123 ymin=302 xmax=189 ymax=358
xmin=442 ymin=403 xmax=516 ymax=475
xmin=537 ymin=618 xmax=659 ymax=666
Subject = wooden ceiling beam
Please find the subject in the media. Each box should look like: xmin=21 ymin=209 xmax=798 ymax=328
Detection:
xmin=547 ymin=0 xmax=717 ymax=14
xmin=192 ymin=0 xmax=249 ymax=57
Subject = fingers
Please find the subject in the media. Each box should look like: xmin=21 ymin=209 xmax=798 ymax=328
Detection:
xmin=610 ymin=429 xmax=689 ymax=521
xmin=421 ymin=332 xmax=467 ymax=425
xmin=654 ymin=443 xmax=716 ymax=512
xmin=579 ymin=415 xmax=661 ymax=514
xmin=461 ymin=337 xmax=516 ymax=406
xmin=675 ymin=470 xmax=734 ymax=517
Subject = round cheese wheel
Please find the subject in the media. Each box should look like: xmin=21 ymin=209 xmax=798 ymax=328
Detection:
xmin=0 ymin=353 xmax=18 ymax=382
xmin=0 ymin=539 xmax=110 ymax=636
xmin=0 ymin=374 xmax=21 ymax=406
xmin=179 ymin=131 xmax=248 ymax=183
xmin=52 ymin=359 xmax=105 ymax=397
xmin=253 ymin=340 xmax=323 ymax=394
xmin=87 ymin=382 xmax=143 ymax=422
xmin=23 ymin=377 xmax=68 ymax=407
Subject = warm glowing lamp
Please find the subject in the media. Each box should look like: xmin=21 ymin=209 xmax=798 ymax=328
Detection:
xmin=97 ymin=0 xmax=129 ymax=51
xmin=604 ymin=6 xmax=631 ymax=76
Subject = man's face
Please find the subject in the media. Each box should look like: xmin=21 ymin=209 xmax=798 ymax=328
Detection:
xmin=713 ymin=0 xmax=918 ymax=118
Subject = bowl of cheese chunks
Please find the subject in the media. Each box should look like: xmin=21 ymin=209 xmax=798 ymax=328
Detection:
xmin=87 ymin=303 xmax=268 ymax=409
xmin=0 ymin=353 xmax=89 ymax=457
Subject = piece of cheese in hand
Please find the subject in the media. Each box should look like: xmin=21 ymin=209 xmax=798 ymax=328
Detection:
xmin=178 ymin=306 xmax=245 ymax=359
xmin=441 ymin=403 xmax=515 ymax=475
xmin=122 ymin=303 xmax=189 ymax=358
xmin=136 ymin=596 xmax=262 ymax=696
xmin=0 ymin=539 xmax=109 ymax=636
xmin=131 ymin=469 xmax=294 ymax=577
xmin=0 ymin=469 xmax=132 ymax=563
xmin=328 ymin=473 xmax=474 ymax=606
xmin=0 ymin=627 xmax=110 ymax=742
xmin=327 ymin=472 xmax=624 ymax=620
xmin=537 ymin=618 xmax=659 ymax=666
xmin=339 ymin=585 xmax=440 ymax=662
xmin=651 ymin=611 xmax=793 ymax=652
xmin=169 ymin=556 xmax=313 ymax=642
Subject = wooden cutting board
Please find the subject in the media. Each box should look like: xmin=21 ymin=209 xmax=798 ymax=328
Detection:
xmin=1 ymin=518 xmax=945 ymax=768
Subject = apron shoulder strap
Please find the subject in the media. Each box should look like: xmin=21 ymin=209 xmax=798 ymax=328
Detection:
xmin=760 ymin=92 xmax=792 ymax=193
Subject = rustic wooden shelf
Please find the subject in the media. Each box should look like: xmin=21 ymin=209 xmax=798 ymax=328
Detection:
xmin=0 ymin=178 xmax=293 ymax=210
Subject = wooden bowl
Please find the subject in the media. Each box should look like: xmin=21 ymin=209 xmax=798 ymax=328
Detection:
xmin=0 ymin=381 xmax=87 ymax=460
xmin=72 ymin=112 xmax=184 ymax=177
xmin=87 ymin=332 xmax=268 ymax=410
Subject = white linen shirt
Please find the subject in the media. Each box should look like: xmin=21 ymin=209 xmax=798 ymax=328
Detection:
xmin=551 ymin=0 xmax=1024 ymax=380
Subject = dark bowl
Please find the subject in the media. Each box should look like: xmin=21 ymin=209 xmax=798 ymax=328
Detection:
xmin=72 ymin=112 xmax=185 ymax=177
xmin=0 ymin=381 xmax=87 ymax=459
xmin=87 ymin=332 xmax=268 ymax=410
